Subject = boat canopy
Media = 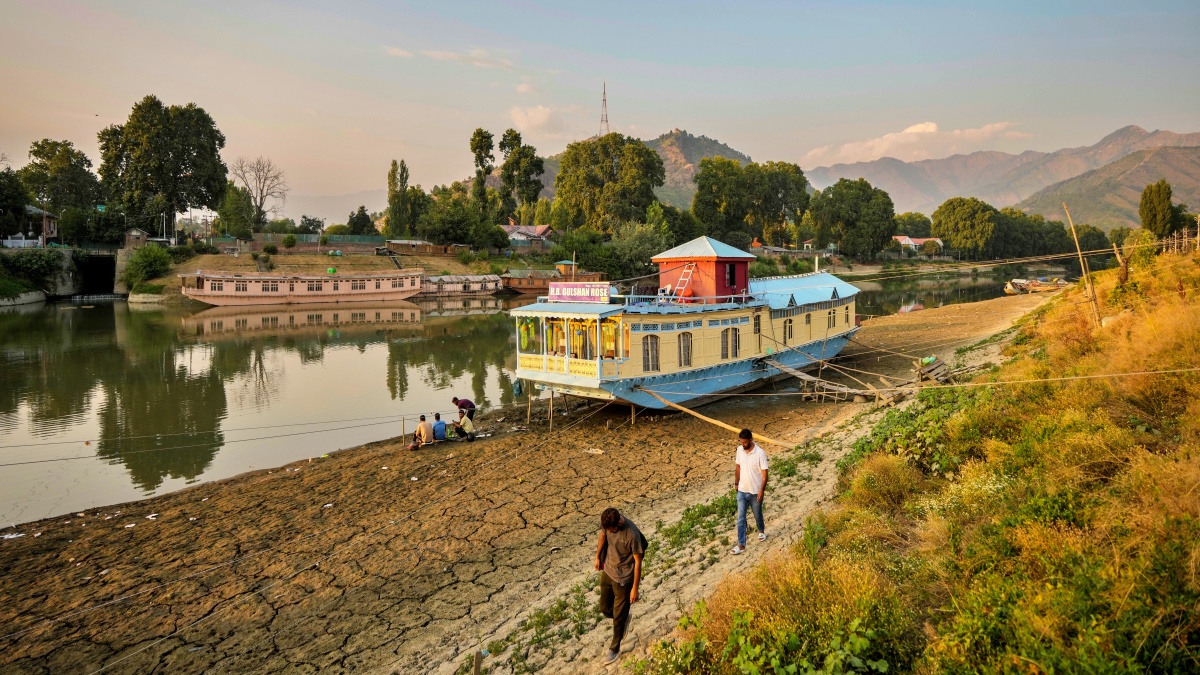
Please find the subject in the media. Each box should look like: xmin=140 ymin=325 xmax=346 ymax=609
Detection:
xmin=749 ymin=273 xmax=860 ymax=310
xmin=510 ymin=302 xmax=625 ymax=320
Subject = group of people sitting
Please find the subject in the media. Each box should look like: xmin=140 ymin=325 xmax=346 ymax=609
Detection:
xmin=407 ymin=397 xmax=477 ymax=451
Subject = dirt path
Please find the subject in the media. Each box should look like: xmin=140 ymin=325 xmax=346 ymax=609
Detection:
xmin=0 ymin=294 xmax=1050 ymax=674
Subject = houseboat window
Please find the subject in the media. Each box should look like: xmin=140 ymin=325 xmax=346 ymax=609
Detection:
xmin=845 ymin=305 xmax=850 ymax=325
xmin=753 ymin=315 xmax=760 ymax=335
xmin=805 ymin=313 xmax=811 ymax=325
xmin=235 ymin=318 xmax=247 ymax=329
xmin=333 ymin=281 xmax=339 ymax=291
xmin=517 ymin=317 xmax=542 ymax=354
xmin=410 ymin=277 xmax=416 ymax=286
xmin=623 ymin=322 xmax=631 ymax=358
xmin=307 ymin=281 xmax=322 ymax=292
xmin=678 ymin=332 xmax=693 ymax=367
xmin=721 ymin=327 xmax=740 ymax=359
xmin=725 ymin=263 xmax=736 ymax=288
xmin=375 ymin=280 xmax=381 ymax=289
xmin=264 ymin=281 xmax=279 ymax=292
xmin=392 ymin=279 xmax=401 ymax=288
xmin=642 ymin=335 xmax=660 ymax=372
xmin=601 ymin=319 xmax=619 ymax=359
xmin=351 ymin=280 xmax=366 ymax=290
xmin=783 ymin=318 xmax=793 ymax=344
xmin=827 ymin=310 xmax=836 ymax=329
xmin=235 ymin=281 xmax=248 ymax=292
xmin=289 ymin=281 xmax=294 ymax=292
xmin=212 ymin=281 xmax=224 ymax=291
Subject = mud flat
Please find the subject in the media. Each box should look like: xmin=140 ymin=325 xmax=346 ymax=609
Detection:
xmin=0 ymin=294 xmax=1050 ymax=674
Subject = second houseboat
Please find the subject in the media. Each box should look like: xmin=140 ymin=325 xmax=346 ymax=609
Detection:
xmin=180 ymin=269 xmax=424 ymax=306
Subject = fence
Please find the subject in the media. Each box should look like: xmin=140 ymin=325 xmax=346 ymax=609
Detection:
xmin=254 ymin=233 xmax=387 ymax=244
xmin=1160 ymin=228 xmax=1199 ymax=255
xmin=1 ymin=239 xmax=38 ymax=249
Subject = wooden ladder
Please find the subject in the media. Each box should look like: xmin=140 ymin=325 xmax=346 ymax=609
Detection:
xmin=673 ymin=263 xmax=696 ymax=296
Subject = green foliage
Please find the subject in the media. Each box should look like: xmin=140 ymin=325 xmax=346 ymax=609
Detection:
xmin=262 ymin=243 xmax=278 ymax=255
xmin=1125 ymin=228 xmax=1158 ymax=267
xmin=319 ymin=234 xmax=329 ymax=246
xmin=122 ymin=243 xmax=171 ymax=286
xmin=386 ymin=159 xmax=410 ymax=237
xmin=692 ymin=158 xmax=811 ymax=248
xmin=893 ymin=212 xmax=931 ymax=238
xmin=216 ymin=181 xmax=254 ymax=239
xmin=418 ymin=184 xmax=481 ymax=246
xmin=843 ymin=388 xmax=989 ymax=476
xmin=98 ymin=95 xmax=226 ymax=222
xmin=810 ymin=178 xmax=895 ymax=260
xmin=0 ymin=248 xmax=63 ymax=283
xmin=297 ymin=215 xmax=324 ymax=234
xmin=0 ymin=167 xmax=28 ymax=237
xmin=282 ymin=234 xmax=297 ymax=249
xmin=131 ymin=282 xmax=164 ymax=295
xmin=658 ymin=490 xmax=738 ymax=550
xmin=554 ymin=133 xmax=666 ymax=231
xmin=748 ymin=258 xmax=779 ymax=279
xmin=57 ymin=207 xmax=90 ymax=246
xmin=0 ymin=274 xmax=35 ymax=299
xmin=1108 ymin=226 xmax=1133 ymax=248
xmin=1139 ymin=178 xmax=1176 ymax=237
xmin=323 ymin=225 xmax=349 ymax=236
xmin=16 ymin=138 xmax=102 ymax=213
xmin=346 ymin=205 xmax=375 ymax=235
xmin=498 ymin=129 xmax=545 ymax=220
xmin=931 ymin=197 xmax=997 ymax=259
xmin=533 ymin=197 xmax=553 ymax=226
xmin=470 ymin=128 xmax=495 ymax=206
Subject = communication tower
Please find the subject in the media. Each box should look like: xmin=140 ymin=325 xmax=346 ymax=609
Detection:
xmin=599 ymin=82 xmax=610 ymax=136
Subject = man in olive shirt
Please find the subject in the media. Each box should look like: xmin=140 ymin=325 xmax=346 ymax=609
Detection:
xmin=594 ymin=507 xmax=645 ymax=664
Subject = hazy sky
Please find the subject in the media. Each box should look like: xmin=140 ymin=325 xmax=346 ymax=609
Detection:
xmin=2 ymin=0 xmax=1198 ymax=214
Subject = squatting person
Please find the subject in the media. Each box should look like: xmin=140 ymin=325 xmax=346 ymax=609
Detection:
xmin=594 ymin=507 xmax=645 ymax=665
xmin=730 ymin=428 xmax=769 ymax=555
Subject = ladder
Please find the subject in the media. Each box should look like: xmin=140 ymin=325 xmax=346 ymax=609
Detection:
xmin=673 ymin=263 xmax=696 ymax=297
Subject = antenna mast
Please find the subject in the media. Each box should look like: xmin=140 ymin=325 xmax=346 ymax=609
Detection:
xmin=599 ymin=82 xmax=610 ymax=136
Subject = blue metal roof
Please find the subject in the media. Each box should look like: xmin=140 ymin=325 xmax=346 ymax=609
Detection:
xmin=651 ymin=236 xmax=756 ymax=261
xmin=749 ymin=273 xmax=860 ymax=310
xmin=510 ymin=302 xmax=625 ymax=318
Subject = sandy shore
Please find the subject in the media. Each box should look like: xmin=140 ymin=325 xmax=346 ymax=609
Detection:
xmin=0 ymin=294 xmax=1050 ymax=674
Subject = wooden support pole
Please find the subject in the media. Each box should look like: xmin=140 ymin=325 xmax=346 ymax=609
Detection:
xmin=526 ymin=384 xmax=532 ymax=425
xmin=473 ymin=651 xmax=482 ymax=675
xmin=630 ymin=404 xmax=636 ymax=426
xmin=549 ymin=388 xmax=554 ymax=434
xmin=1063 ymin=202 xmax=1101 ymax=328
xmin=639 ymin=389 xmax=792 ymax=449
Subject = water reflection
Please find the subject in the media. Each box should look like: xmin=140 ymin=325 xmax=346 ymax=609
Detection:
xmin=0 ymin=297 xmax=529 ymax=523
xmin=851 ymin=274 xmax=1007 ymax=317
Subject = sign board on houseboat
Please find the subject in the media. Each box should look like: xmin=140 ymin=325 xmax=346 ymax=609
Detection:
xmin=547 ymin=282 xmax=610 ymax=303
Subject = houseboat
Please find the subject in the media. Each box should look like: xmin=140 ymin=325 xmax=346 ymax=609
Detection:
xmin=179 ymin=269 xmax=423 ymax=306
xmin=501 ymin=260 xmax=606 ymax=294
xmin=418 ymin=274 xmax=502 ymax=297
xmin=180 ymin=302 xmax=422 ymax=339
xmin=511 ymin=236 xmax=860 ymax=409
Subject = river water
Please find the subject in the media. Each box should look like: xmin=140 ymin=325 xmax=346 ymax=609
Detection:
xmin=0 ymin=274 xmax=1010 ymax=524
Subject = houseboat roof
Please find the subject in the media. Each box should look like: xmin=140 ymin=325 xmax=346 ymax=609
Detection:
xmin=651 ymin=236 xmax=756 ymax=262
xmin=749 ymin=273 xmax=860 ymax=310
xmin=510 ymin=302 xmax=625 ymax=319
xmin=180 ymin=269 xmax=421 ymax=280
xmin=426 ymin=274 xmax=501 ymax=283
xmin=502 ymin=268 xmax=561 ymax=279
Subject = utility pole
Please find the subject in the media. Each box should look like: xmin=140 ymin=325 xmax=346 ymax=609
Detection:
xmin=1063 ymin=202 xmax=1101 ymax=328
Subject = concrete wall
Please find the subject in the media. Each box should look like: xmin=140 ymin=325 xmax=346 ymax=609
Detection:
xmin=0 ymin=249 xmax=82 ymax=297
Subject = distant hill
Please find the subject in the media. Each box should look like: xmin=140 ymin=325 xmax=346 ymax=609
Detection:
xmin=807 ymin=126 xmax=1200 ymax=214
xmin=1014 ymin=145 xmax=1200 ymax=231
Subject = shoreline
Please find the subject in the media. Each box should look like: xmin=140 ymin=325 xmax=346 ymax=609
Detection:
xmin=0 ymin=293 xmax=1053 ymax=674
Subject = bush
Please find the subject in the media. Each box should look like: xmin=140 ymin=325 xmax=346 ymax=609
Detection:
xmin=0 ymin=248 xmax=63 ymax=283
xmin=190 ymin=241 xmax=219 ymax=255
xmin=262 ymin=243 xmax=278 ymax=255
xmin=282 ymin=234 xmax=297 ymax=249
xmin=122 ymin=244 xmax=172 ymax=286
xmin=250 ymin=252 xmax=260 ymax=261
xmin=0 ymin=275 xmax=35 ymax=299
xmin=167 ymin=245 xmax=196 ymax=264
xmin=131 ymin=282 xmax=164 ymax=295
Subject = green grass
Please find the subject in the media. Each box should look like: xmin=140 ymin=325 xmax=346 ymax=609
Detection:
xmin=131 ymin=282 xmax=164 ymax=295
xmin=0 ymin=274 xmax=35 ymax=299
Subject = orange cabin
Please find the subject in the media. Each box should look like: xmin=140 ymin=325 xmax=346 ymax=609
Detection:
xmin=651 ymin=236 xmax=756 ymax=302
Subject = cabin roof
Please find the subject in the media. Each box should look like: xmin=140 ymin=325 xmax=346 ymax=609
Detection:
xmin=426 ymin=274 xmax=501 ymax=282
xmin=502 ymin=268 xmax=560 ymax=279
xmin=510 ymin=302 xmax=624 ymax=319
xmin=749 ymin=273 xmax=860 ymax=310
xmin=651 ymin=236 xmax=756 ymax=262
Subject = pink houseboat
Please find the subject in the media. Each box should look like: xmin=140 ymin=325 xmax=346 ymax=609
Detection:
xmin=180 ymin=269 xmax=424 ymax=306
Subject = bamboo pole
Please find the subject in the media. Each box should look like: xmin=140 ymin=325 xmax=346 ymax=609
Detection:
xmin=549 ymin=388 xmax=554 ymax=434
xmin=1063 ymin=203 xmax=1101 ymax=328
xmin=639 ymin=389 xmax=792 ymax=449
xmin=526 ymin=384 xmax=532 ymax=425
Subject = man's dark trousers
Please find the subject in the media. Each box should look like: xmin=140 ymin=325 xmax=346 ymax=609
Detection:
xmin=598 ymin=571 xmax=631 ymax=652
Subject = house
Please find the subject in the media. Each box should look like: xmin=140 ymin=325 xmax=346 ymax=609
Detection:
xmin=501 ymin=265 xmax=605 ymax=294
xmin=25 ymin=205 xmax=59 ymax=244
xmin=501 ymin=224 xmax=554 ymax=252
xmin=892 ymin=236 xmax=944 ymax=252
xmin=125 ymin=228 xmax=150 ymax=249
xmin=749 ymin=237 xmax=796 ymax=258
xmin=653 ymin=236 xmax=756 ymax=300
xmin=385 ymin=239 xmax=472 ymax=256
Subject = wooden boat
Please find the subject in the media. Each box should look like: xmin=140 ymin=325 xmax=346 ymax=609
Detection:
xmin=418 ymin=274 xmax=502 ymax=297
xmin=180 ymin=269 xmax=423 ymax=306
xmin=512 ymin=236 xmax=859 ymax=409
xmin=179 ymin=301 xmax=422 ymax=338
xmin=1004 ymin=278 xmax=1070 ymax=295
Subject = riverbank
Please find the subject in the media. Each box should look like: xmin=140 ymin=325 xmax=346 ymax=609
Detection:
xmin=0 ymin=294 xmax=1051 ymax=673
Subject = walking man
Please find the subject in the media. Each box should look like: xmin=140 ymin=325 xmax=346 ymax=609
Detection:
xmin=451 ymin=396 xmax=476 ymax=421
xmin=731 ymin=428 xmax=768 ymax=555
xmin=594 ymin=507 xmax=644 ymax=665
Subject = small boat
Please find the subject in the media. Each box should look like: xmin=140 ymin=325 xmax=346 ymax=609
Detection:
xmin=1004 ymin=278 xmax=1070 ymax=295
xmin=512 ymin=236 xmax=859 ymax=410
xmin=180 ymin=269 xmax=423 ymax=306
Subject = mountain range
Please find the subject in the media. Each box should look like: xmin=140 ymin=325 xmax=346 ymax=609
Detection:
xmin=806 ymin=125 xmax=1200 ymax=222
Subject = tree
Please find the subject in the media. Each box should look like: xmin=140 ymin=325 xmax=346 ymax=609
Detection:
xmin=894 ymin=212 xmax=932 ymax=238
xmin=297 ymin=215 xmax=324 ymax=234
xmin=386 ymin=159 xmax=410 ymax=238
xmin=533 ymin=197 xmax=552 ymax=226
xmin=932 ymin=197 xmax=999 ymax=259
xmin=611 ymin=221 xmax=671 ymax=280
xmin=497 ymin=129 xmax=545 ymax=222
xmin=282 ymin=233 xmax=297 ymax=249
xmin=346 ymin=206 xmax=375 ymax=235
xmin=98 ymin=95 xmax=227 ymax=227
xmin=1108 ymin=226 xmax=1133 ymax=249
xmin=262 ymin=217 xmax=296 ymax=234
xmin=809 ymin=178 xmax=895 ymax=259
xmin=122 ymin=243 xmax=172 ymax=286
xmin=1075 ymin=224 xmax=1109 ymax=254
xmin=229 ymin=156 xmax=287 ymax=227
xmin=1139 ymin=179 xmax=1176 ymax=237
xmin=691 ymin=156 xmax=749 ymax=241
xmin=693 ymin=158 xmax=809 ymax=246
xmin=919 ymin=239 xmax=942 ymax=257
xmin=0 ymin=168 xmax=27 ymax=237
xmin=469 ymin=129 xmax=495 ymax=206
xmin=16 ymin=139 xmax=102 ymax=213
xmin=555 ymin=133 xmax=665 ymax=231
xmin=417 ymin=186 xmax=479 ymax=245
xmin=323 ymin=224 xmax=350 ymax=235
xmin=404 ymin=185 xmax=430 ymax=234
xmin=216 ymin=181 xmax=253 ymax=239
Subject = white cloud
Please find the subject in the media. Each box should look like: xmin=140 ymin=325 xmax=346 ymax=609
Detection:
xmin=803 ymin=122 xmax=1030 ymax=166
xmin=421 ymin=48 xmax=513 ymax=69
xmin=516 ymin=82 xmax=536 ymax=94
xmin=509 ymin=105 xmax=565 ymax=137
xmin=384 ymin=46 xmax=413 ymax=58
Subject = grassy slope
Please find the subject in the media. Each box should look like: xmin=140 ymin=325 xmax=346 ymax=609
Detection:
xmin=1015 ymin=145 xmax=1200 ymax=231
xmin=638 ymin=252 xmax=1200 ymax=673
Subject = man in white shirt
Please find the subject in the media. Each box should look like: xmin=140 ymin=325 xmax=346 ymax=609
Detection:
xmin=731 ymin=428 xmax=768 ymax=555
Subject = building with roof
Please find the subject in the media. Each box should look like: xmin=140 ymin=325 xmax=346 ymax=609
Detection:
xmin=652 ymin=236 xmax=756 ymax=301
xmin=892 ymin=235 xmax=943 ymax=251
xmin=419 ymin=274 xmax=503 ymax=296
xmin=500 ymin=266 xmax=605 ymax=294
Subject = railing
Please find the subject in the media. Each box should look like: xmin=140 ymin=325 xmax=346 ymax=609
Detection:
xmin=520 ymin=353 xmax=609 ymax=380
xmin=518 ymin=354 xmax=544 ymax=371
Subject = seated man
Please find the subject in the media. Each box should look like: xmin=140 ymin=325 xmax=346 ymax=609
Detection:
xmin=407 ymin=414 xmax=435 ymax=451
xmin=450 ymin=411 xmax=475 ymax=442
xmin=431 ymin=412 xmax=447 ymax=441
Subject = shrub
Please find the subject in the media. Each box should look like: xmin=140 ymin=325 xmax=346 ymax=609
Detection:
xmin=250 ymin=252 xmax=260 ymax=261
xmin=262 ymin=243 xmax=278 ymax=255
xmin=131 ymin=282 xmax=164 ymax=295
xmin=845 ymin=454 xmax=927 ymax=513
xmin=282 ymin=234 xmax=297 ymax=249
xmin=122 ymin=244 xmax=172 ymax=286
xmin=0 ymin=248 xmax=63 ymax=283
xmin=0 ymin=275 xmax=34 ymax=299
xmin=189 ymin=241 xmax=219 ymax=255
xmin=166 ymin=245 xmax=196 ymax=264
xmin=457 ymin=250 xmax=475 ymax=265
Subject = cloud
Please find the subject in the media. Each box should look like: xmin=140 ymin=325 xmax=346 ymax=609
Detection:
xmin=421 ymin=48 xmax=512 ymax=69
xmin=516 ymin=82 xmax=536 ymax=94
xmin=509 ymin=105 xmax=565 ymax=137
xmin=803 ymin=122 xmax=1029 ymax=166
xmin=384 ymin=46 xmax=413 ymax=58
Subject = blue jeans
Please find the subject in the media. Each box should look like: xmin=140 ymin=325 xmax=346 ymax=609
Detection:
xmin=736 ymin=490 xmax=764 ymax=547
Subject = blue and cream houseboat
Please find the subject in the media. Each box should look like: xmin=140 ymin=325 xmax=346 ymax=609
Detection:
xmin=512 ymin=236 xmax=860 ymax=409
